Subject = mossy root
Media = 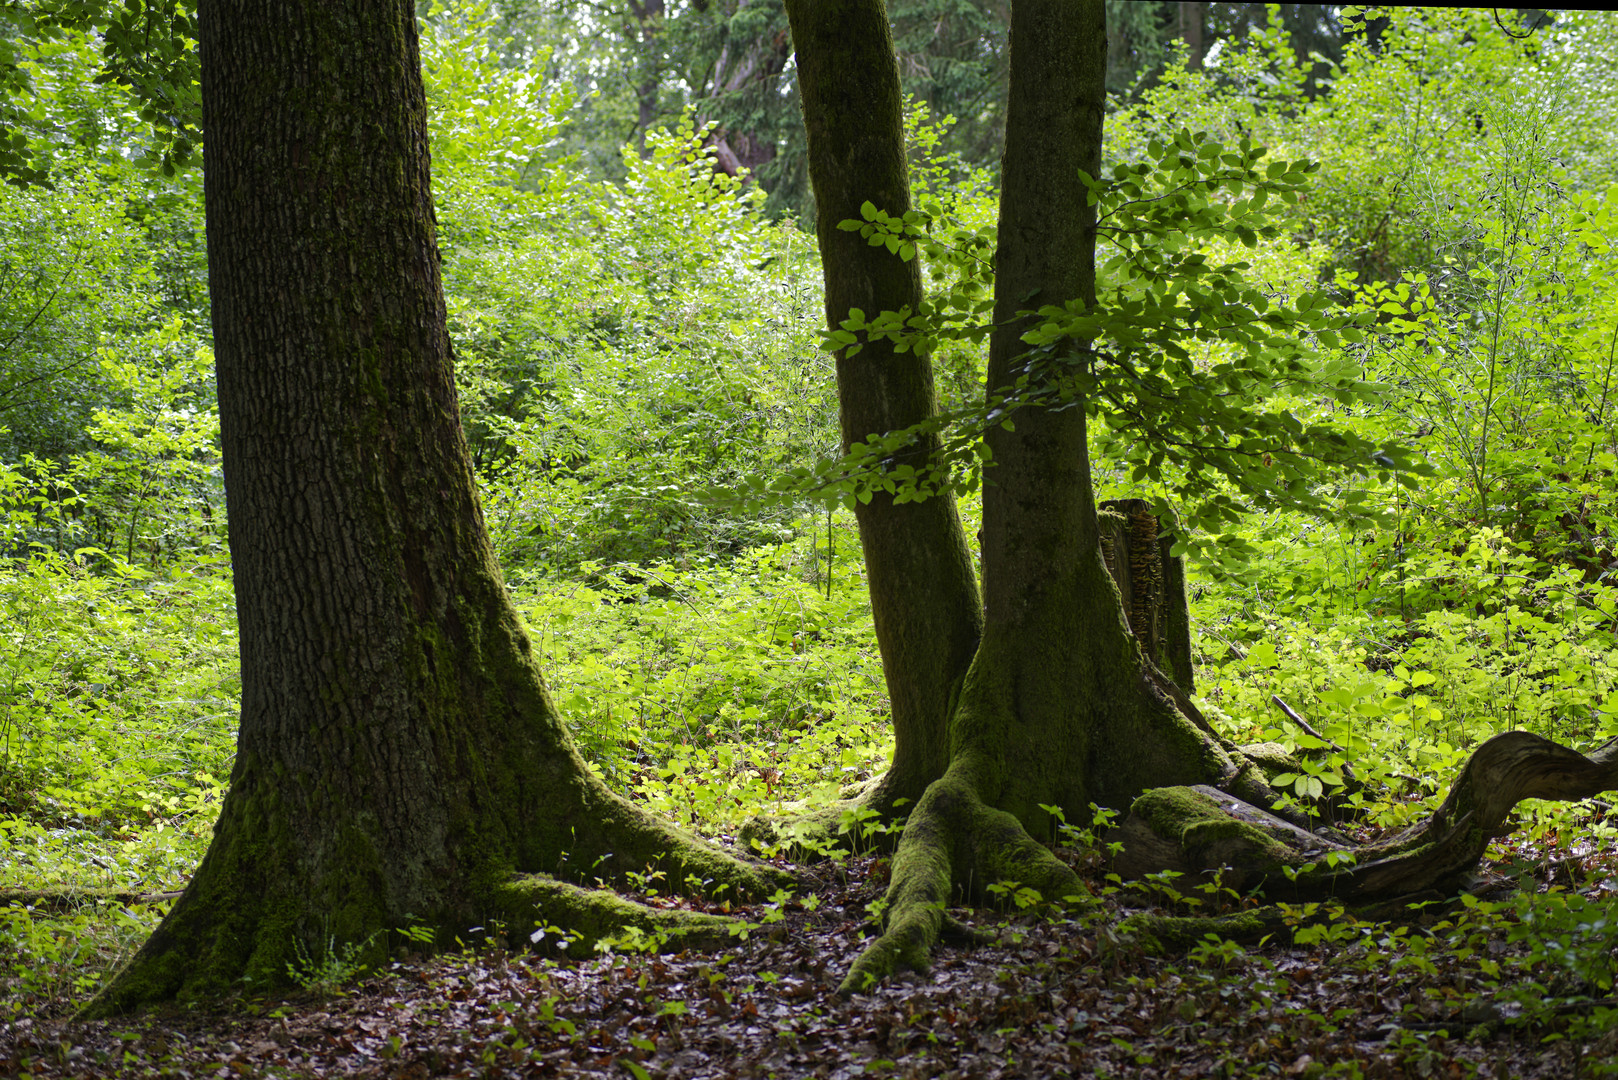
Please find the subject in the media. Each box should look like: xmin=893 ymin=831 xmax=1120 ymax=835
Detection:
xmin=839 ymin=765 xmax=1084 ymax=995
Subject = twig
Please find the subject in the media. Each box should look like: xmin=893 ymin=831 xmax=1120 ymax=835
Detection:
xmin=1270 ymin=694 xmax=1359 ymax=787
xmin=0 ymin=887 xmax=183 ymax=912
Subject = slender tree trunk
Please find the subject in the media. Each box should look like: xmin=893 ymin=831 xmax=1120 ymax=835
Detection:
xmin=629 ymin=0 xmax=666 ymax=153
xmin=88 ymin=0 xmax=775 ymax=1016
xmin=777 ymin=0 xmax=983 ymax=832
xmin=1178 ymin=1 xmax=1205 ymax=69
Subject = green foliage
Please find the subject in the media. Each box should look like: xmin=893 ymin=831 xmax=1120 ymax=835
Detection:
xmin=0 ymin=0 xmax=200 ymax=184
xmin=5 ymin=0 xmax=1618 ymax=1043
xmin=1196 ymin=528 xmax=1618 ymax=827
xmin=765 ymin=122 xmax=1420 ymax=554
xmin=516 ymin=534 xmax=890 ymax=833
xmin=0 ymin=897 xmax=166 ymax=1018
xmin=0 ymin=546 xmax=236 ymax=828
xmin=286 ymin=932 xmax=378 ymax=996
xmin=421 ymin=7 xmax=835 ymax=568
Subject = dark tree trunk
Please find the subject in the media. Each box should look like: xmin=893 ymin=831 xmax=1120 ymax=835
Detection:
xmin=87 ymin=0 xmax=776 ymax=1017
xmin=1178 ymin=1 xmax=1205 ymax=69
xmin=774 ymin=0 xmax=983 ymax=835
xmin=1099 ymin=499 xmax=1194 ymax=696
xmin=629 ymin=0 xmax=667 ymax=152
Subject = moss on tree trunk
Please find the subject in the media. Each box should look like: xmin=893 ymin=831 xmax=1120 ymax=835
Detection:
xmin=833 ymin=0 xmax=1254 ymax=991
xmin=86 ymin=0 xmax=780 ymax=1018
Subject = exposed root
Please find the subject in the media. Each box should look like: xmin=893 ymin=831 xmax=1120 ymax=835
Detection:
xmin=1113 ymin=731 xmax=1618 ymax=904
xmin=489 ymin=875 xmax=740 ymax=955
xmin=1117 ymin=890 xmax=1449 ymax=955
xmin=839 ymin=764 xmax=1084 ymax=995
xmin=83 ymin=792 xmax=787 ymax=1019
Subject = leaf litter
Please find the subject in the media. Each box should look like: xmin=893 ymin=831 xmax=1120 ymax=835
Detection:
xmin=4 ymin=841 xmax=1618 ymax=1079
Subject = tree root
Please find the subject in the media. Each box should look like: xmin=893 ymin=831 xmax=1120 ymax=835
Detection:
xmin=1113 ymin=731 xmax=1618 ymax=903
xmin=82 ymin=783 xmax=790 ymax=1019
xmin=1117 ymin=890 xmax=1449 ymax=954
xmin=489 ymin=875 xmax=742 ymax=956
xmin=839 ymin=762 xmax=1085 ymax=995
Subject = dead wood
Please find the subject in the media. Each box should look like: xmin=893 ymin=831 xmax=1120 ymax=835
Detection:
xmin=1114 ymin=730 xmax=1618 ymax=904
xmin=0 ymin=888 xmax=183 ymax=911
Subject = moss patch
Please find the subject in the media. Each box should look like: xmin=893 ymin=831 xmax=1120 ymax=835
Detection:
xmin=489 ymin=874 xmax=738 ymax=955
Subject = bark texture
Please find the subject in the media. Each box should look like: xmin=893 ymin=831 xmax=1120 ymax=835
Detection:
xmin=1098 ymin=499 xmax=1194 ymax=695
xmin=88 ymin=0 xmax=776 ymax=1016
xmin=841 ymin=0 xmax=1247 ymax=993
xmin=773 ymin=0 xmax=983 ymax=835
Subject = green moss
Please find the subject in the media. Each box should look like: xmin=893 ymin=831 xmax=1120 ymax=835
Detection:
xmin=1130 ymin=786 xmax=1231 ymax=835
xmin=490 ymin=874 xmax=736 ymax=954
xmin=1117 ymin=909 xmax=1281 ymax=955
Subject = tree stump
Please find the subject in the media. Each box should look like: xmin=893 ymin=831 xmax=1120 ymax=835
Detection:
xmin=1099 ymin=499 xmax=1195 ymax=695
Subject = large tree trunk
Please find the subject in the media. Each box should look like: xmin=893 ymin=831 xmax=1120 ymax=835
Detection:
xmin=87 ymin=0 xmax=776 ymax=1017
xmin=770 ymin=0 xmax=983 ymax=838
xmin=838 ymin=0 xmax=1249 ymax=992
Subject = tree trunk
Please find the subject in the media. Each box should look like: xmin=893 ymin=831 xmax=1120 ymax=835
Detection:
xmin=770 ymin=0 xmax=983 ymax=840
xmin=701 ymin=0 xmax=793 ymax=180
xmin=839 ymin=0 xmax=1249 ymax=993
xmin=1178 ymin=1 xmax=1205 ymax=70
xmin=87 ymin=0 xmax=777 ymax=1017
xmin=784 ymin=0 xmax=1618 ymax=991
xmin=1099 ymin=499 xmax=1194 ymax=696
xmin=629 ymin=0 xmax=667 ymax=153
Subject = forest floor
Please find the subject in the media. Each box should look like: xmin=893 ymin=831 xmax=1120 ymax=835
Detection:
xmin=4 ymin=841 xmax=1616 ymax=1080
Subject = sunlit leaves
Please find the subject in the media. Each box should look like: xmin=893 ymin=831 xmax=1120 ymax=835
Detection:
xmin=801 ymin=127 xmax=1426 ymax=535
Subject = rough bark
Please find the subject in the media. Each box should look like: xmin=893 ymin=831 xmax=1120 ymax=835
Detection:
xmin=86 ymin=0 xmax=778 ymax=1017
xmin=1098 ymin=499 xmax=1195 ymax=696
xmin=841 ymin=0 xmax=1248 ymax=993
xmin=758 ymin=0 xmax=982 ymax=847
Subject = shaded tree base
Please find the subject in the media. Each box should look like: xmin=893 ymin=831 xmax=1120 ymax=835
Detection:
xmin=82 ymin=788 xmax=791 ymax=1019
xmin=841 ymin=730 xmax=1618 ymax=993
xmin=838 ymin=752 xmax=1091 ymax=995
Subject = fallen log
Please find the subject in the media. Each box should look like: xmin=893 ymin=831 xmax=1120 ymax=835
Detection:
xmin=1113 ymin=730 xmax=1618 ymax=904
xmin=0 ymin=887 xmax=184 ymax=912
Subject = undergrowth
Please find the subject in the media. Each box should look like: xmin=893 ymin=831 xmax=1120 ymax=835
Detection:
xmin=5 ymin=509 xmax=1618 ymax=1023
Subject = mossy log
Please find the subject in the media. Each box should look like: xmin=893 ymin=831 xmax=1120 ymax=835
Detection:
xmin=1113 ymin=731 xmax=1618 ymax=903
